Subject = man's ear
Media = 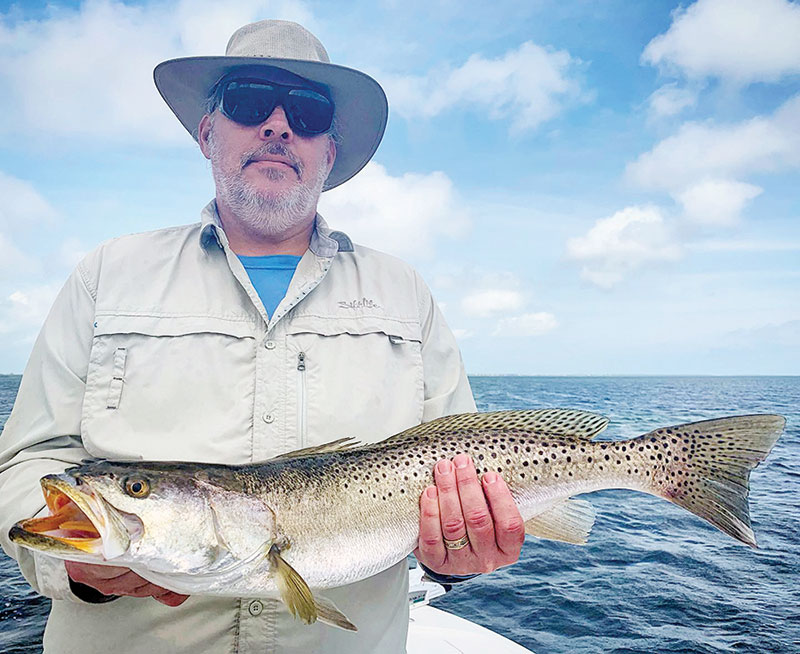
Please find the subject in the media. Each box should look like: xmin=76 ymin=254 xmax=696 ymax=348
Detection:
xmin=198 ymin=115 xmax=213 ymax=160
xmin=326 ymin=137 xmax=337 ymax=174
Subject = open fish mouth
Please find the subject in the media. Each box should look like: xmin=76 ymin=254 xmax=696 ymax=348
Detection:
xmin=10 ymin=475 xmax=132 ymax=558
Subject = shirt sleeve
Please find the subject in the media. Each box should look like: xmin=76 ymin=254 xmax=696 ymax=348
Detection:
xmin=415 ymin=272 xmax=477 ymax=421
xmin=0 ymin=259 xmax=98 ymax=599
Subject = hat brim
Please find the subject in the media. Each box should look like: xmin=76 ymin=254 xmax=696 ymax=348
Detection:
xmin=154 ymin=56 xmax=388 ymax=190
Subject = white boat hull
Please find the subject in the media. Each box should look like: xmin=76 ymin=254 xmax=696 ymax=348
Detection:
xmin=407 ymin=604 xmax=533 ymax=653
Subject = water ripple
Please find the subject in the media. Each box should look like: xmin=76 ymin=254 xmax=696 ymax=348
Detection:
xmin=1 ymin=375 xmax=799 ymax=653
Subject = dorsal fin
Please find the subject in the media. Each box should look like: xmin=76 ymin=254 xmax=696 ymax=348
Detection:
xmin=270 ymin=437 xmax=362 ymax=460
xmin=393 ymin=409 xmax=609 ymax=442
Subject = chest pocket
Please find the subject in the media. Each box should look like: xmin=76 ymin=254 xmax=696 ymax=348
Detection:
xmin=82 ymin=314 xmax=258 ymax=463
xmin=285 ymin=315 xmax=424 ymax=446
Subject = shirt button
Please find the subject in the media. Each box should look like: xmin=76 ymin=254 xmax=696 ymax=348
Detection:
xmin=264 ymin=340 xmax=276 ymax=350
xmin=249 ymin=600 xmax=263 ymax=616
xmin=262 ymin=413 xmax=275 ymax=424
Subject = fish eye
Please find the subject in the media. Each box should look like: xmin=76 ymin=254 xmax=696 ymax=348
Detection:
xmin=124 ymin=478 xmax=150 ymax=498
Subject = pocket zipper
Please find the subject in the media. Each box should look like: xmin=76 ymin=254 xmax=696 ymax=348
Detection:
xmin=297 ymin=352 xmax=307 ymax=447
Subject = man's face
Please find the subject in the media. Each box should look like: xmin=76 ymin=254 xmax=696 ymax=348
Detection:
xmin=198 ymin=68 xmax=336 ymax=239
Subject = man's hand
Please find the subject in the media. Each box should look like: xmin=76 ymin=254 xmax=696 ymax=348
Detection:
xmin=65 ymin=561 xmax=189 ymax=607
xmin=415 ymin=453 xmax=525 ymax=575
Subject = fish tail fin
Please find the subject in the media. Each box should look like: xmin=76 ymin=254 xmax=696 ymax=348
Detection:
xmin=641 ymin=414 xmax=784 ymax=548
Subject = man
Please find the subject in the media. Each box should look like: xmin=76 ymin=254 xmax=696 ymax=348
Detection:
xmin=0 ymin=20 xmax=523 ymax=653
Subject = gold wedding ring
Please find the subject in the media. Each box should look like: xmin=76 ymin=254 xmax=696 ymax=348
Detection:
xmin=443 ymin=534 xmax=470 ymax=550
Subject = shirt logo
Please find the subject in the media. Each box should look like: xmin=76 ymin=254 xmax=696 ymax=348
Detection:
xmin=338 ymin=297 xmax=382 ymax=310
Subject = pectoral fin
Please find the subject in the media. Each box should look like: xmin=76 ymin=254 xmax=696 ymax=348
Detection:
xmin=268 ymin=545 xmax=316 ymax=624
xmin=524 ymin=498 xmax=596 ymax=545
xmin=267 ymin=545 xmax=358 ymax=632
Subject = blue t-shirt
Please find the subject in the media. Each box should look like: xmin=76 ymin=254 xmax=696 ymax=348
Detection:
xmin=237 ymin=254 xmax=302 ymax=318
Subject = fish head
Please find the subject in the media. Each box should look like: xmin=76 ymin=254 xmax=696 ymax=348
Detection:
xmin=10 ymin=465 xmax=139 ymax=564
xmin=10 ymin=461 xmax=234 ymax=574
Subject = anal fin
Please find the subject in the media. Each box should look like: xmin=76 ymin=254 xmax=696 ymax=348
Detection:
xmin=524 ymin=498 xmax=596 ymax=545
xmin=268 ymin=545 xmax=357 ymax=632
xmin=315 ymin=594 xmax=357 ymax=632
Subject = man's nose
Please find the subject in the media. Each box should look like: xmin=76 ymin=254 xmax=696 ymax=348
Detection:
xmin=259 ymin=105 xmax=293 ymax=141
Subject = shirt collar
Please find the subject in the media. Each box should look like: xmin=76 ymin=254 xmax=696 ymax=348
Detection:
xmin=198 ymin=200 xmax=353 ymax=256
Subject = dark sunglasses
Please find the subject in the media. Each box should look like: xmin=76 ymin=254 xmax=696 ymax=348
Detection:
xmin=215 ymin=78 xmax=335 ymax=135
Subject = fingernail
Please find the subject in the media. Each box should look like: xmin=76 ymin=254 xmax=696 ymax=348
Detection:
xmin=483 ymin=472 xmax=499 ymax=484
xmin=426 ymin=486 xmax=438 ymax=499
xmin=436 ymin=460 xmax=452 ymax=474
xmin=454 ymin=454 xmax=470 ymax=469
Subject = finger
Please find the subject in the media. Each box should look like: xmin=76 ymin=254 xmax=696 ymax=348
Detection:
xmin=416 ymin=486 xmax=446 ymax=569
xmin=433 ymin=459 xmax=469 ymax=547
xmin=483 ymin=471 xmax=526 ymax=559
xmin=453 ymin=454 xmax=496 ymax=557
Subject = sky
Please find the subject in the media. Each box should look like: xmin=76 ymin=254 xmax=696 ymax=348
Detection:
xmin=0 ymin=0 xmax=797 ymax=375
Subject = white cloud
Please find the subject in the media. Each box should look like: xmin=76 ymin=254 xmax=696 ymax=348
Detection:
xmin=171 ymin=0 xmax=313 ymax=56
xmin=0 ymin=172 xmax=58 ymax=280
xmin=0 ymin=0 xmax=312 ymax=145
xmin=0 ymin=283 xmax=61 ymax=334
xmin=58 ymin=237 xmax=90 ymax=269
xmin=318 ymin=162 xmax=468 ymax=258
xmin=0 ymin=171 xmax=59 ymax=231
xmin=688 ymin=239 xmax=800 ymax=253
xmin=451 ymin=328 xmax=474 ymax=341
xmin=0 ymin=234 xmax=38 ymax=280
xmin=626 ymin=94 xmax=800 ymax=192
xmin=646 ymin=84 xmax=697 ymax=120
xmin=642 ymin=0 xmax=800 ymax=84
xmin=676 ymin=179 xmax=762 ymax=227
xmin=566 ymin=205 xmax=682 ymax=288
xmin=493 ymin=312 xmax=558 ymax=337
xmin=721 ymin=319 xmax=800 ymax=348
xmin=461 ymin=289 xmax=524 ymax=318
xmin=379 ymin=40 xmax=585 ymax=132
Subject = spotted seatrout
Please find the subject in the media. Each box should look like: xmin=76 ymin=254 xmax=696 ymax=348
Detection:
xmin=9 ymin=410 xmax=785 ymax=631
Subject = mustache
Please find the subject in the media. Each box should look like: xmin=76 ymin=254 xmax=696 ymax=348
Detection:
xmin=241 ymin=142 xmax=303 ymax=175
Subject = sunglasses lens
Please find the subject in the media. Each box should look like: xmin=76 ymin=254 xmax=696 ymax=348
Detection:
xmin=219 ymin=80 xmax=334 ymax=135
xmin=286 ymin=88 xmax=334 ymax=134
xmin=220 ymin=81 xmax=277 ymax=126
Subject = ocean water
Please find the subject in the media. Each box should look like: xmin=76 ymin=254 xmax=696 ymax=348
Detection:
xmin=0 ymin=375 xmax=798 ymax=653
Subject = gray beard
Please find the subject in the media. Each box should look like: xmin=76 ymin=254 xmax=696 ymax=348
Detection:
xmin=208 ymin=130 xmax=329 ymax=239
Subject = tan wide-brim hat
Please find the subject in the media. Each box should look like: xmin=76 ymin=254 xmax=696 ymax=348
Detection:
xmin=154 ymin=20 xmax=388 ymax=191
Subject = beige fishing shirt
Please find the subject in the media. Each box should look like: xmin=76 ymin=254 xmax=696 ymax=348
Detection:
xmin=0 ymin=201 xmax=475 ymax=654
